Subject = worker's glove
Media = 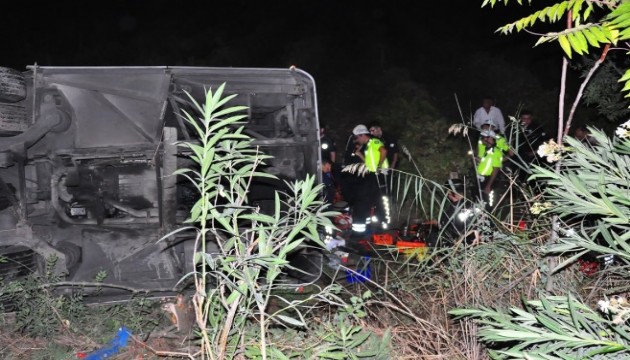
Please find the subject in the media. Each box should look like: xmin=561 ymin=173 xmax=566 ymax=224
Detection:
xmin=379 ymin=168 xmax=389 ymax=176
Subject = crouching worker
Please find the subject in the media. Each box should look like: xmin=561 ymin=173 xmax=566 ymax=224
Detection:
xmin=349 ymin=124 xmax=390 ymax=235
xmin=476 ymin=130 xmax=504 ymax=211
xmin=437 ymin=178 xmax=480 ymax=246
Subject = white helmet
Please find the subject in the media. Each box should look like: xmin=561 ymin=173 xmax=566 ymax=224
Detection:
xmin=352 ymin=124 xmax=370 ymax=135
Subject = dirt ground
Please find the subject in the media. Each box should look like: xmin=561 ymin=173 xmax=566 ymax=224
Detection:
xmin=0 ymin=310 xmax=198 ymax=359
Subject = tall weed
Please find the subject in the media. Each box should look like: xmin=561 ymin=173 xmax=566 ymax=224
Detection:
xmin=172 ymin=84 xmax=388 ymax=359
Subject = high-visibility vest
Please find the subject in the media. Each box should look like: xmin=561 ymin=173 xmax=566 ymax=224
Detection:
xmin=477 ymin=147 xmax=502 ymax=176
xmin=365 ymin=138 xmax=389 ymax=172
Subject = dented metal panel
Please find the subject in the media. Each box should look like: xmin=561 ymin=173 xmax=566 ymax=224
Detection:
xmin=0 ymin=65 xmax=322 ymax=294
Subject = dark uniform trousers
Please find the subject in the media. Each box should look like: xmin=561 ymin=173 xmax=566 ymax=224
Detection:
xmin=352 ymin=172 xmax=387 ymax=232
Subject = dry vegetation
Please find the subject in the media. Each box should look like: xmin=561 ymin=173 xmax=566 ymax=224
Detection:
xmin=0 ymin=177 xmax=622 ymax=359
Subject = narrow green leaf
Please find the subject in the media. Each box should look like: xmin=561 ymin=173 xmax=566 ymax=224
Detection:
xmin=574 ymin=29 xmax=590 ymax=52
xmin=275 ymin=314 xmax=305 ymax=327
xmin=567 ymin=32 xmax=585 ymax=55
xmin=618 ymin=69 xmax=630 ymax=83
xmin=535 ymin=313 xmax=564 ymax=334
xmin=571 ymin=0 xmax=585 ymax=21
xmin=317 ymin=352 xmax=347 ymax=359
xmin=586 ymin=345 xmax=627 ymax=357
xmin=556 ymin=1 xmax=569 ymax=22
xmin=550 ymin=250 xmax=589 ymax=273
xmin=547 ymin=3 xmax=560 ymax=22
xmin=225 ymin=290 xmax=241 ymax=305
xmin=590 ymin=25 xmax=610 ymax=43
xmin=347 ymin=331 xmax=371 ymax=348
xmin=558 ymin=35 xmax=573 ymax=58
xmin=583 ymin=3 xmax=593 ymax=20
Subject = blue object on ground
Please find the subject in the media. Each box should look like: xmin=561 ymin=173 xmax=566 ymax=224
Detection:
xmin=345 ymin=257 xmax=372 ymax=283
xmin=84 ymin=327 xmax=132 ymax=360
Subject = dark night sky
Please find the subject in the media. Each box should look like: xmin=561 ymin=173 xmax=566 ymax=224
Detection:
xmin=2 ymin=1 xmax=569 ymax=128
xmin=2 ymin=2 xmax=555 ymax=65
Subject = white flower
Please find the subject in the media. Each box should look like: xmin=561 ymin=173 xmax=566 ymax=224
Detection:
xmin=598 ymin=300 xmax=610 ymax=314
xmin=546 ymin=153 xmax=561 ymax=163
xmin=616 ymin=120 xmax=630 ymax=139
xmin=536 ymin=143 xmax=552 ymax=158
xmin=448 ymin=123 xmax=468 ymax=136
xmin=530 ymin=201 xmax=553 ymax=215
xmin=530 ymin=203 xmax=541 ymax=215
xmin=537 ymin=140 xmax=564 ymax=163
xmin=448 ymin=123 xmax=460 ymax=135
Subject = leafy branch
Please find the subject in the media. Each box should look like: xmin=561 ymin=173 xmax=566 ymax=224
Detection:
xmin=482 ymin=0 xmax=630 ymax=98
xmin=451 ymin=295 xmax=630 ymax=359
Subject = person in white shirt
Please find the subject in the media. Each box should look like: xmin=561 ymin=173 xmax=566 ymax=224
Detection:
xmin=473 ymin=96 xmax=505 ymax=134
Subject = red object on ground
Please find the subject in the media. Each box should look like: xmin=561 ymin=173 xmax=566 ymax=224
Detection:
xmin=518 ymin=220 xmax=527 ymax=231
xmin=578 ymin=258 xmax=600 ymax=276
xmin=372 ymin=233 xmax=394 ymax=245
xmin=76 ymin=352 xmax=87 ymax=359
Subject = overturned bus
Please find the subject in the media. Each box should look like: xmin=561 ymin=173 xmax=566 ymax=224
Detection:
xmin=0 ymin=65 xmax=322 ymax=295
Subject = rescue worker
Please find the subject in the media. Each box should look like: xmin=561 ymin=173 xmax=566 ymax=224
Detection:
xmin=342 ymin=132 xmax=363 ymax=166
xmin=477 ymin=119 xmax=511 ymax=159
xmin=350 ymin=124 xmax=390 ymax=234
xmin=368 ymin=121 xmax=399 ymax=169
xmin=476 ymin=130 xmax=503 ymax=209
xmin=512 ymin=110 xmax=548 ymax=165
xmin=473 ymin=96 xmax=506 ymax=133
